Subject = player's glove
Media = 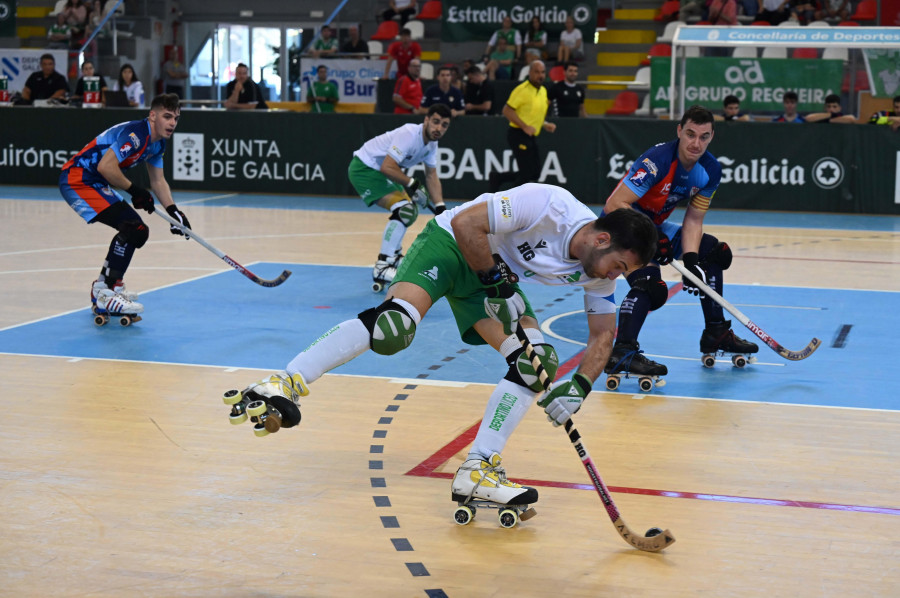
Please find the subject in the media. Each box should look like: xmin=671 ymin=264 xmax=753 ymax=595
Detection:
xmin=405 ymin=178 xmax=430 ymax=209
xmin=127 ymin=184 xmax=155 ymax=214
xmin=537 ymin=372 xmax=592 ymax=427
xmin=166 ymin=204 xmax=192 ymax=237
xmin=431 ymin=204 xmax=447 ymax=216
xmin=654 ymin=232 xmax=673 ymax=265
xmin=480 ymin=261 xmax=524 ymax=335
xmin=681 ymin=252 xmax=707 ymax=298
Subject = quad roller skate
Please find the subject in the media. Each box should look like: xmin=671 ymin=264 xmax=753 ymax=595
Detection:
xmin=222 ymin=371 xmax=306 ymax=437
xmin=91 ymin=280 xmax=143 ymax=327
xmin=699 ymin=320 xmax=759 ymax=368
xmin=371 ymin=253 xmax=399 ymax=293
xmin=451 ymin=453 xmax=537 ymax=528
xmin=604 ymin=340 xmax=667 ymax=392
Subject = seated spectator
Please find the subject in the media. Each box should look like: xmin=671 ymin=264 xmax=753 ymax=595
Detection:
xmin=307 ymin=65 xmax=339 ymax=112
xmin=556 ymin=16 xmax=584 ymax=63
xmin=486 ymin=36 xmax=515 ymax=80
xmin=868 ymin=95 xmax=900 ymax=131
xmin=162 ymin=46 xmax=188 ymax=97
xmin=71 ymin=59 xmax=109 ymax=103
xmin=789 ymin=0 xmax=818 ymax=24
xmin=19 ymin=53 xmax=69 ymax=104
xmin=715 ymin=94 xmax=750 ymax=121
xmin=484 ymin=16 xmax=522 ymax=64
xmin=64 ymin=0 xmax=88 ymax=42
xmin=523 ymin=16 xmax=548 ymax=65
xmin=758 ymin=0 xmax=791 ymax=25
xmin=806 ymin=93 xmax=856 ymax=123
xmin=463 ymin=65 xmax=494 ymax=115
xmin=381 ymin=0 xmax=416 ymax=28
xmin=384 ymin=28 xmax=421 ymax=79
xmin=341 ymin=25 xmax=368 ymax=56
xmin=420 ymin=65 xmax=465 ymax=117
xmin=679 ymin=0 xmax=707 ymax=21
xmin=47 ymin=13 xmax=72 ymax=49
xmin=392 ymin=58 xmax=423 ymax=114
xmin=85 ymin=0 xmax=108 ymax=38
xmin=773 ymin=90 xmax=805 ymax=122
xmin=708 ymin=0 xmax=739 ymax=24
xmin=739 ymin=0 xmax=760 ymax=17
xmin=816 ymin=0 xmax=849 ymax=21
xmin=112 ymin=63 xmax=144 ymax=107
xmin=224 ymin=63 xmax=268 ymax=110
xmin=447 ymin=64 xmax=463 ymax=91
xmin=310 ymin=25 xmax=338 ymax=59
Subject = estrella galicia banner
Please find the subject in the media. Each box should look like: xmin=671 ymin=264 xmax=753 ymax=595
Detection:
xmin=650 ymin=57 xmax=844 ymax=112
xmin=441 ymin=1 xmax=594 ymax=43
xmin=0 ymin=0 xmax=15 ymax=38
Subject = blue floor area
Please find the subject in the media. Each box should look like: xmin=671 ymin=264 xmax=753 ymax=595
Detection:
xmin=0 ymin=263 xmax=896 ymax=411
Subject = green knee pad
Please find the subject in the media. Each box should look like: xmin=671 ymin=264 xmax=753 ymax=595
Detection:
xmin=358 ymin=300 xmax=417 ymax=355
xmin=507 ymin=343 xmax=559 ymax=392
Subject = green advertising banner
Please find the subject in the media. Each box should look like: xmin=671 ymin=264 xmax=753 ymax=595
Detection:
xmin=0 ymin=0 xmax=16 ymax=38
xmin=441 ymin=0 xmax=594 ymax=43
xmin=863 ymin=49 xmax=900 ymax=98
xmin=650 ymin=57 xmax=844 ymax=112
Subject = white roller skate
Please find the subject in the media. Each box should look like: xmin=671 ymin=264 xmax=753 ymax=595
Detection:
xmin=112 ymin=279 xmax=138 ymax=302
xmin=222 ymin=371 xmax=308 ymax=437
xmin=372 ymin=254 xmax=398 ymax=293
xmin=451 ymin=452 xmax=538 ymax=528
xmin=91 ymin=280 xmax=143 ymax=327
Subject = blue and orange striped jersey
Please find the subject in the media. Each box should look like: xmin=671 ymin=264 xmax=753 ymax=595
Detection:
xmin=62 ymin=118 xmax=166 ymax=180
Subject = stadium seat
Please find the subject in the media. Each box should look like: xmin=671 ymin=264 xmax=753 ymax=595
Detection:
xmin=627 ymin=66 xmax=651 ymax=90
xmin=822 ymin=46 xmax=849 ymax=61
xmin=655 ymin=0 xmax=681 ymax=21
xmin=750 ymin=20 xmax=771 ymax=25
xmin=807 ymin=20 xmax=831 ymax=27
xmin=518 ymin=64 xmax=530 ymax=80
xmin=367 ymin=40 xmax=383 ymax=56
xmin=641 ymin=43 xmax=672 ymax=66
xmin=850 ymin=0 xmax=877 ymax=21
xmin=405 ymin=20 xmax=424 ymax=40
xmin=838 ymin=20 xmax=860 ymax=26
xmin=417 ymin=1 xmax=442 ymax=20
xmin=761 ymin=46 xmax=788 ymax=58
xmin=420 ymin=62 xmax=434 ymax=80
xmin=549 ymin=65 xmax=566 ymax=82
xmin=658 ymin=21 xmax=680 ymax=43
xmin=371 ymin=20 xmax=399 ymax=41
xmin=792 ymin=47 xmax=818 ymax=59
xmin=605 ymin=91 xmax=640 ymax=115
xmin=732 ymin=46 xmax=757 ymax=58
xmin=842 ymin=70 xmax=870 ymax=92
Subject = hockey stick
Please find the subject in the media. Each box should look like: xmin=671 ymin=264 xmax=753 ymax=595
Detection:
xmin=155 ymin=209 xmax=291 ymax=288
xmin=669 ymin=260 xmax=820 ymax=361
xmin=515 ymin=327 xmax=676 ymax=552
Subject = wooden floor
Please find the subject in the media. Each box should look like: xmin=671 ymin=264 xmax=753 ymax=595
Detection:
xmin=1 ymin=195 xmax=898 ymax=597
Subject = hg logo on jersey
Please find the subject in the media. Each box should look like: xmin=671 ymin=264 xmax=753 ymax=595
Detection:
xmin=516 ymin=239 xmax=546 ymax=261
xmin=630 ymin=169 xmax=648 ymax=184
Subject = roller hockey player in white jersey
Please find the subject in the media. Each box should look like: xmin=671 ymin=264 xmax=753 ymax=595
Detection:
xmin=347 ymin=103 xmax=450 ymax=291
xmin=227 ymin=183 xmax=657 ymax=524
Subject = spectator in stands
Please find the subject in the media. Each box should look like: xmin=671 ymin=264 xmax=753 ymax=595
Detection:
xmin=420 ymin=65 xmax=465 ymax=117
xmin=868 ymin=95 xmax=900 ymax=131
xmin=758 ymin=0 xmax=791 ymax=25
xmin=463 ymin=65 xmax=494 ymax=116
xmin=71 ymin=59 xmax=109 ymax=103
xmin=162 ymin=46 xmax=188 ymax=97
xmin=739 ymin=0 xmax=760 ymax=17
xmin=310 ymin=25 xmax=338 ymax=59
xmin=556 ymin=16 xmax=584 ymax=64
xmin=486 ymin=36 xmax=515 ymax=81
xmin=523 ymin=16 xmax=548 ymax=65
xmin=111 ymin=63 xmax=144 ymax=107
xmin=384 ymin=28 xmax=422 ymax=79
xmin=816 ymin=0 xmax=850 ymax=21
xmin=708 ymin=0 xmax=739 ymax=24
xmin=47 ymin=13 xmax=72 ymax=49
xmin=307 ymin=64 xmax=339 ymax=113
xmin=548 ymin=61 xmax=586 ymax=118
xmin=224 ymin=63 xmax=268 ymax=110
xmin=715 ymin=94 xmax=750 ymax=121
xmin=341 ymin=25 xmax=368 ymax=56
xmin=773 ymin=91 xmax=805 ymax=122
xmin=679 ymin=0 xmax=707 ymax=22
xmin=806 ymin=93 xmax=857 ymax=123
xmin=447 ymin=64 xmax=463 ymax=91
xmin=381 ymin=0 xmax=417 ymax=28
xmin=393 ymin=58 xmax=424 ymax=114
xmin=64 ymin=0 xmax=88 ymax=43
xmin=484 ymin=16 xmax=522 ymax=64
xmin=19 ymin=53 xmax=69 ymax=104
xmin=789 ymin=0 xmax=818 ymax=24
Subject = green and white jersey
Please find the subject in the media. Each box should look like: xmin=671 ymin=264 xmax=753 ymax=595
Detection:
xmin=434 ymin=183 xmax=617 ymax=314
xmin=352 ymin=123 xmax=438 ymax=171
xmin=308 ymin=80 xmax=338 ymax=113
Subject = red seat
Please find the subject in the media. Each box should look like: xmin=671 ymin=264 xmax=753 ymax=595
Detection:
xmin=655 ymin=0 xmax=681 ymax=21
xmin=750 ymin=20 xmax=772 ymax=25
xmin=850 ymin=0 xmax=876 ymax=21
xmin=838 ymin=20 xmax=860 ymax=26
xmin=416 ymin=0 xmax=442 ymax=20
xmin=371 ymin=20 xmax=399 ymax=41
xmin=641 ymin=43 xmax=672 ymax=66
xmin=841 ymin=69 xmax=870 ymax=92
xmin=549 ymin=65 xmax=566 ymax=82
xmin=793 ymin=47 xmax=818 ymax=59
xmin=605 ymin=91 xmax=640 ymax=116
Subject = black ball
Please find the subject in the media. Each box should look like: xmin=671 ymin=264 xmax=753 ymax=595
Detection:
xmin=645 ymin=527 xmax=663 ymax=538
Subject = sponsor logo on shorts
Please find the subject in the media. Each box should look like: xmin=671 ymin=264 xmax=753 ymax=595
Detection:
xmin=419 ymin=266 xmax=439 ymax=281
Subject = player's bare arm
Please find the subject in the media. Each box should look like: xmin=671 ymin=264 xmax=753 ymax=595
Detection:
xmin=578 ymin=312 xmax=617 ymax=382
xmin=97 ymin=149 xmax=134 ymax=191
xmin=449 ymin=202 xmax=496 ymax=273
xmin=603 ymin=181 xmax=641 ymax=213
xmin=680 ymin=203 xmax=706 ymax=254
xmin=424 ymin=165 xmax=444 ymax=208
xmin=379 ymin=154 xmax=415 ymax=187
xmin=147 ymin=163 xmax=175 ymax=209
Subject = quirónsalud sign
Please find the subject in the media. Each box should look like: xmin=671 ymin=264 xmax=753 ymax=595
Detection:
xmin=650 ymin=57 xmax=843 ymax=111
xmin=441 ymin=0 xmax=594 ymax=42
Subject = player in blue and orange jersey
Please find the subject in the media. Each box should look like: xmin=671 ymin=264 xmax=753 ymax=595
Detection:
xmin=59 ymin=93 xmax=191 ymax=317
xmin=602 ymin=105 xmax=758 ymax=381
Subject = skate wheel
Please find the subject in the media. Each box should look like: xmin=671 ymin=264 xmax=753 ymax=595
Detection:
xmin=222 ymin=389 xmax=242 ymax=405
xmin=702 ymin=354 xmax=716 ymax=368
xmin=639 ymin=377 xmax=654 ymax=392
xmin=229 ymin=412 xmax=248 ymax=425
xmin=519 ymin=507 xmax=537 ymax=521
xmin=247 ymin=400 xmax=267 ymax=418
xmin=498 ymin=508 xmax=518 ymax=528
xmin=118 ymin=315 xmax=132 ymax=327
xmin=371 ymin=281 xmax=384 ymax=293
xmin=93 ymin=314 xmax=108 ymax=326
xmin=91 ymin=305 xmax=101 ymax=315
xmin=252 ymin=423 xmax=270 ymax=437
xmin=732 ymin=354 xmax=747 ymax=368
xmin=454 ymin=505 xmax=474 ymax=525
xmin=605 ymin=375 xmax=620 ymax=391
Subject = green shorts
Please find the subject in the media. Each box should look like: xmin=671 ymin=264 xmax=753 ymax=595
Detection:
xmin=348 ymin=156 xmax=404 ymax=207
xmin=394 ymin=219 xmax=536 ymax=346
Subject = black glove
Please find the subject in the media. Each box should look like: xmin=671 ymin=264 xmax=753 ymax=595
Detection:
xmin=166 ymin=204 xmax=191 ymax=237
xmin=431 ymin=204 xmax=447 ymax=216
xmin=127 ymin=184 xmax=154 ymax=213
xmin=654 ymin=232 xmax=673 ymax=265
xmin=681 ymin=252 xmax=706 ymax=298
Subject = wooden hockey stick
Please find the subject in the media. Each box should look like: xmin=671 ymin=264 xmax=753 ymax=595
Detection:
xmin=669 ymin=260 xmax=820 ymax=361
xmin=515 ymin=327 xmax=676 ymax=552
xmin=156 ymin=210 xmax=291 ymax=288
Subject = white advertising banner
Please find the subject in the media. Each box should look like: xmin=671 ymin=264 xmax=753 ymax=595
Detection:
xmin=298 ymin=59 xmax=387 ymax=105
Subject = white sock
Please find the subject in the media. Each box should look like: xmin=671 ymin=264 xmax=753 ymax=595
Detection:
xmin=469 ymin=378 xmax=539 ymax=461
xmin=287 ymin=318 xmax=370 ymax=384
xmin=380 ymin=219 xmax=406 ymax=257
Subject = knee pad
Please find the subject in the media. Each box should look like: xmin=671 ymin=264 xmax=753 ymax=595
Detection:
xmin=627 ymin=267 xmax=668 ymax=311
xmin=389 ymin=201 xmax=418 ymax=227
xmin=505 ymin=343 xmax=559 ymax=392
xmin=702 ymin=241 xmax=733 ymax=270
xmin=358 ymin=300 xmax=417 ymax=355
xmin=116 ymin=219 xmax=149 ymax=248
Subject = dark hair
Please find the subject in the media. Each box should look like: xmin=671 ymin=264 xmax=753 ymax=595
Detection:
xmin=40 ymin=53 xmax=55 ymax=63
xmin=400 ymin=28 xmax=411 ymax=36
xmin=317 ymin=64 xmax=328 ymax=72
xmin=723 ymin=94 xmax=740 ymax=106
xmin=783 ymin=91 xmax=798 ymax=102
xmin=150 ymin=93 xmax=180 ymax=112
xmin=118 ymin=63 xmax=139 ymax=88
xmin=438 ymin=66 xmax=454 ymax=76
xmin=465 ymin=65 xmax=483 ymax=76
xmin=426 ymin=103 xmax=452 ymax=119
xmin=236 ymin=63 xmax=249 ymax=71
xmin=564 ymin=61 xmax=577 ymax=70
xmin=825 ymin=93 xmax=840 ymax=104
xmin=594 ymin=209 xmax=658 ymax=266
xmin=679 ymin=104 xmax=714 ymax=128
